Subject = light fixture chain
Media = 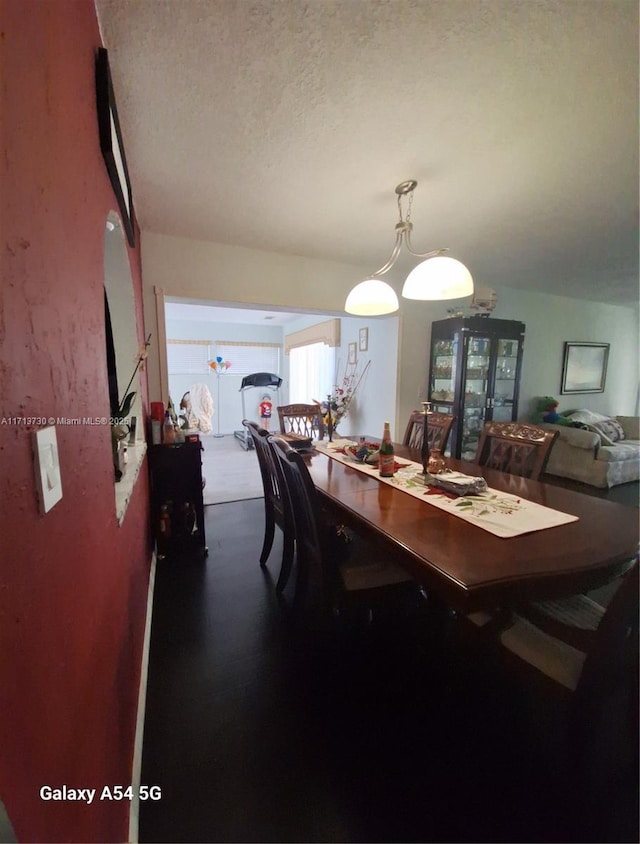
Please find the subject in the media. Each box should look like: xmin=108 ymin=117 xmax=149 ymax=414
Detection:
xmin=396 ymin=188 xmax=414 ymax=224
xmin=406 ymin=189 xmax=413 ymax=223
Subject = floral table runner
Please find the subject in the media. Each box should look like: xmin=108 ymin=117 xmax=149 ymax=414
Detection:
xmin=315 ymin=440 xmax=579 ymax=538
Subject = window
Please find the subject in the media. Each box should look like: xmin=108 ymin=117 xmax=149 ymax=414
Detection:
xmin=167 ymin=340 xmax=211 ymax=374
xmin=214 ymin=341 xmax=280 ymax=376
xmin=284 ymin=318 xmax=341 ymax=403
xmin=289 ymin=342 xmax=336 ymax=404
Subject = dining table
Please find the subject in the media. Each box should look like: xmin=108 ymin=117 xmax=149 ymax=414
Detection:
xmin=307 ymin=439 xmax=639 ymax=614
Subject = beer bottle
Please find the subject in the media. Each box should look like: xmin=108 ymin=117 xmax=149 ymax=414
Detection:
xmin=379 ymin=421 xmax=395 ymax=477
xmin=163 ymin=410 xmax=176 ymax=444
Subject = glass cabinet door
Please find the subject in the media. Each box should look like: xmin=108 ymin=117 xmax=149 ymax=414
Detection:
xmin=461 ymin=335 xmax=490 ymax=461
xmin=492 ymin=337 xmax=521 ymax=422
xmin=428 ymin=318 xmax=525 ymax=460
xmin=430 ymin=338 xmax=457 ymax=403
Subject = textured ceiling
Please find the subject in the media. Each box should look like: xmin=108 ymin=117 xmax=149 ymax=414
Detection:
xmin=95 ymin=0 xmax=639 ymax=307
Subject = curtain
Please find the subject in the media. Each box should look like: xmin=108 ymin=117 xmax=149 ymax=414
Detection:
xmin=289 ymin=342 xmax=336 ymax=404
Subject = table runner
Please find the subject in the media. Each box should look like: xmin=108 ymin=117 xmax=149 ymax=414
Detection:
xmin=315 ymin=440 xmax=579 ymax=538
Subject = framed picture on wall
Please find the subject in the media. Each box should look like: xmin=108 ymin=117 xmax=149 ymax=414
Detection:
xmin=561 ymin=342 xmax=609 ymax=394
xmin=95 ymin=47 xmax=135 ymax=247
xmin=348 ymin=342 xmax=357 ymax=365
xmin=358 ymin=327 xmax=369 ymax=352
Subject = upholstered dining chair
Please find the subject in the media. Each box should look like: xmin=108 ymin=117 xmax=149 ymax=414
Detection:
xmin=269 ymin=435 xmax=417 ymax=630
xmin=277 ymin=403 xmax=325 ymax=440
xmin=494 ymin=560 xmax=638 ymax=834
xmin=242 ymin=420 xmax=295 ymax=594
xmin=402 ymin=410 xmax=455 ymax=452
xmin=473 ymin=421 xmax=558 ymax=481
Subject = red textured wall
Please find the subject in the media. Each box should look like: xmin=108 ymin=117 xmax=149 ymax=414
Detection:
xmin=0 ymin=1 xmax=152 ymax=840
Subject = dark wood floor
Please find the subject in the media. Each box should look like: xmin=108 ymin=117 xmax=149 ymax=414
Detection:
xmin=140 ymin=492 xmax=638 ymax=844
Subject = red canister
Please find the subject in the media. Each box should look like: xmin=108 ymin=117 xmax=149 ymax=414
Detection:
xmin=150 ymin=401 xmax=165 ymax=422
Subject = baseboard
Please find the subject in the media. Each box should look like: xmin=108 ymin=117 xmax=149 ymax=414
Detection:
xmin=128 ymin=550 xmax=157 ymax=844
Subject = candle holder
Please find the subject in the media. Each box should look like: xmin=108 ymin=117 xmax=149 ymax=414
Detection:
xmin=420 ymin=401 xmax=431 ymax=474
xmin=326 ymin=394 xmax=334 ymax=442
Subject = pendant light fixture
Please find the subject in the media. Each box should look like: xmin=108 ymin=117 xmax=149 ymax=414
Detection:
xmin=344 ymin=180 xmax=473 ymax=316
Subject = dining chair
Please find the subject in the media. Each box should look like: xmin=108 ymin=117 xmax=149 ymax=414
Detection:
xmin=402 ymin=410 xmax=455 ymax=452
xmin=495 ymin=560 xmax=638 ymax=832
xmin=277 ymin=403 xmax=325 ymax=440
xmin=242 ymin=420 xmax=295 ymax=594
xmin=473 ymin=421 xmax=558 ymax=481
xmin=268 ymin=434 xmax=418 ymax=630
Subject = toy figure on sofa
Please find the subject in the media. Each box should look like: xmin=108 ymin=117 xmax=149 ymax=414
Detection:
xmin=536 ymin=397 xmax=587 ymax=428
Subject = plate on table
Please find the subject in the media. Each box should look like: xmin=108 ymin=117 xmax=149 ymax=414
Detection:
xmin=343 ymin=442 xmax=381 ymax=464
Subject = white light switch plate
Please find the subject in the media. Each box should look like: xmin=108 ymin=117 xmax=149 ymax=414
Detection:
xmin=33 ymin=426 xmax=63 ymax=513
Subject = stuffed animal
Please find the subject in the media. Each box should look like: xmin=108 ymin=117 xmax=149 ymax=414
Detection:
xmin=536 ymin=396 xmax=574 ymax=426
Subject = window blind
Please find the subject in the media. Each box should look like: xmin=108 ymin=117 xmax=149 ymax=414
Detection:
xmin=215 ymin=341 xmax=280 ymax=376
xmin=167 ymin=339 xmax=211 ymax=374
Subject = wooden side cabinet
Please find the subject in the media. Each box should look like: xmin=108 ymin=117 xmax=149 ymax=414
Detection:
xmin=148 ymin=441 xmax=207 ymax=559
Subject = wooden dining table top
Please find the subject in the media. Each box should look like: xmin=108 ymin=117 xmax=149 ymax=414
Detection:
xmin=305 ymin=443 xmax=639 ymax=613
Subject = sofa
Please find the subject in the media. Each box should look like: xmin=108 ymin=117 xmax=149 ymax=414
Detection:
xmin=540 ymin=410 xmax=640 ymax=488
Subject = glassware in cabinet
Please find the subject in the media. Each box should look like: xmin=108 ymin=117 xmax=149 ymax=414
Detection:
xmin=427 ymin=317 xmax=525 ymax=459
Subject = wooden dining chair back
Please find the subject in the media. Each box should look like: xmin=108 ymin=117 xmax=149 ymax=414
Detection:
xmin=402 ymin=410 xmax=455 ymax=452
xmin=497 ymin=560 xmax=638 ymax=828
xmin=277 ymin=403 xmax=325 ymax=440
xmin=269 ymin=435 xmax=414 ymax=629
xmin=242 ymin=420 xmax=295 ymax=594
xmin=473 ymin=421 xmax=558 ymax=481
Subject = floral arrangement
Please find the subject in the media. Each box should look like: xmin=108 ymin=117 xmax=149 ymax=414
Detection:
xmin=316 ymin=359 xmax=370 ymax=430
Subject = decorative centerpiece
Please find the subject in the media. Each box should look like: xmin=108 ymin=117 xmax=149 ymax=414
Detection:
xmin=315 ymin=359 xmax=371 ymax=436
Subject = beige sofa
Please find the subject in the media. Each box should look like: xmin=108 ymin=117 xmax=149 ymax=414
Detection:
xmin=541 ymin=413 xmax=640 ymax=488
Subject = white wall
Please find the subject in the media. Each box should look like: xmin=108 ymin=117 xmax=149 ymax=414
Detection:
xmin=485 ymin=287 xmax=639 ymax=419
xmin=142 ymin=231 xmax=370 ymax=401
xmin=143 ymin=232 xmax=639 ymax=437
xmin=396 ymin=291 xmax=639 ymax=428
xmin=282 ymin=314 xmax=399 ymax=439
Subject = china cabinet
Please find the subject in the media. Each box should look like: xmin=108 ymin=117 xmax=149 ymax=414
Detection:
xmin=428 ymin=317 xmax=525 ymax=460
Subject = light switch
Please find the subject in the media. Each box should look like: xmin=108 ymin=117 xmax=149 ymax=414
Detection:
xmin=33 ymin=426 xmax=63 ymax=513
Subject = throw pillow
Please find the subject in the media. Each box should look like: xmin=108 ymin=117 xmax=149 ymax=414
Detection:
xmin=589 ymin=418 xmax=625 ymax=445
xmin=611 ymin=418 xmax=626 ymax=440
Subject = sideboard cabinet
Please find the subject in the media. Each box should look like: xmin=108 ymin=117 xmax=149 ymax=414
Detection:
xmin=428 ymin=317 xmax=525 ymax=460
xmin=148 ymin=440 xmax=207 ymax=560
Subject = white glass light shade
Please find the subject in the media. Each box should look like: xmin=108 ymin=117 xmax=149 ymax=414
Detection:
xmin=344 ymin=278 xmax=399 ymax=316
xmin=401 ymin=256 xmax=474 ymax=301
